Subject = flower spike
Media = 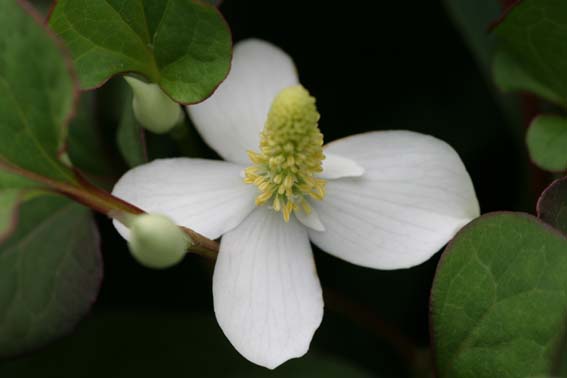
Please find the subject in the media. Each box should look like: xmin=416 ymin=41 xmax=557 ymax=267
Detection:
xmin=244 ymin=85 xmax=326 ymax=222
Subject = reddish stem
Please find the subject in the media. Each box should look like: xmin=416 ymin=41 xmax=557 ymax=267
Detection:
xmin=0 ymin=159 xmax=220 ymax=256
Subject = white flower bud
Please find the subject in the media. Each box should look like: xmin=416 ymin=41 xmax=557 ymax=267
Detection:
xmin=124 ymin=76 xmax=183 ymax=134
xmin=127 ymin=214 xmax=189 ymax=269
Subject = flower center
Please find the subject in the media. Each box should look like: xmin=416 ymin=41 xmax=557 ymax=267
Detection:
xmin=244 ymin=85 xmax=326 ymax=222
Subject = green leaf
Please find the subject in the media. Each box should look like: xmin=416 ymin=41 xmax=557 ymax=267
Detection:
xmin=538 ymin=177 xmax=567 ymax=234
xmin=117 ymin=90 xmax=148 ymax=167
xmin=0 ymin=170 xmax=40 ymax=190
xmin=49 ymin=0 xmax=232 ymax=104
xmin=493 ymin=51 xmax=565 ymax=105
xmin=0 ymin=1 xmax=94 ymax=246
xmin=431 ymin=212 xmax=567 ymax=378
xmin=0 ymin=195 xmax=102 ymax=358
xmin=0 ymin=311 xmax=372 ymax=377
xmin=0 ymin=0 xmax=77 ymax=184
xmin=526 ymin=115 xmax=567 ymax=172
xmin=493 ymin=0 xmax=567 ymax=105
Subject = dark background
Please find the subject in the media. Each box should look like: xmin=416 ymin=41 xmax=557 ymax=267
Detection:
xmin=1 ymin=0 xmax=537 ymax=377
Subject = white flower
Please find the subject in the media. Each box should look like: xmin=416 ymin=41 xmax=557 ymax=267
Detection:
xmin=112 ymin=39 xmax=479 ymax=369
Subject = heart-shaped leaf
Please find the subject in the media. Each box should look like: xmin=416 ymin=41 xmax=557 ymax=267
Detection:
xmin=0 ymin=0 xmax=77 ymax=185
xmin=493 ymin=51 xmax=564 ymax=105
xmin=527 ymin=115 xmax=567 ymax=172
xmin=493 ymin=0 xmax=567 ymax=105
xmin=538 ymin=177 xmax=567 ymax=235
xmin=0 ymin=195 xmax=102 ymax=358
xmin=0 ymin=2 xmax=105 ymax=358
xmin=432 ymin=212 xmax=567 ymax=377
xmin=49 ymin=0 xmax=232 ymax=104
xmin=0 ymin=0 xmax=86 ymax=247
xmin=0 ymin=1 xmax=138 ymax=223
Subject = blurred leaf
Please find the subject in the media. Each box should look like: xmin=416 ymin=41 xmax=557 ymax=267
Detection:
xmin=0 ymin=0 xmax=77 ymax=185
xmin=443 ymin=0 xmax=500 ymax=75
xmin=0 ymin=311 xmax=372 ymax=377
xmin=0 ymin=0 xmax=87 ymax=251
xmin=526 ymin=115 xmax=567 ymax=172
xmin=493 ymin=51 xmax=564 ymax=105
xmin=49 ymin=0 xmax=232 ymax=104
xmin=538 ymin=177 xmax=567 ymax=234
xmin=0 ymin=170 xmax=40 ymax=192
xmin=431 ymin=212 xmax=567 ymax=378
xmin=68 ymin=93 xmax=115 ymax=179
xmin=0 ymin=195 xmax=102 ymax=358
xmin=493 ymin=0 xmax=567 ymax=105
xmin=555 ymin=361 xmax=567 ymax=376
xmin=442 ymin=0 xmax=521 ymax=129
xmin=117 ymin=91 xmax=148 ymax=167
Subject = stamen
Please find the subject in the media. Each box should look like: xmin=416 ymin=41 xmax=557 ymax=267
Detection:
xmin=244 ymin=85 xmax=326 ymax=222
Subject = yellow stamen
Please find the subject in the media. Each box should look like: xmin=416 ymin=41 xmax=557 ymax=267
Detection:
xmin=244 ymin=85 xmax=326 ymax=222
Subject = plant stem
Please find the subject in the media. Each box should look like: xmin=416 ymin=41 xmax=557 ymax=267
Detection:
xmin=76 ymin=177 xmax=220 ymax=255
xmin=0 ymin=159 xmax=220 ymax=256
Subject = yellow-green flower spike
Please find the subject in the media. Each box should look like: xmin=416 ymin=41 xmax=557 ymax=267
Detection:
xmin=244 ymin=85 xmax=326 ymax=222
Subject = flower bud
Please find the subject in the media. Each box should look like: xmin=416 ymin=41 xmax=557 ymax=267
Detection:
xmin=124 ymin=76 xmax=183 ymax=134
xmin=127 ymin=213 xmax=190 ymax=269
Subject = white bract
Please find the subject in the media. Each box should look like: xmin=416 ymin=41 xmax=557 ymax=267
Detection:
xmin=112 ymin=39 xmax=479 ymax=369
